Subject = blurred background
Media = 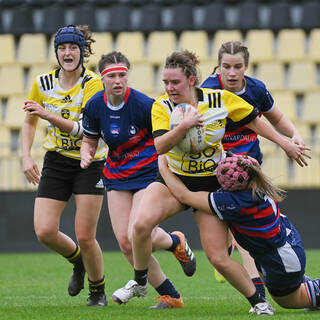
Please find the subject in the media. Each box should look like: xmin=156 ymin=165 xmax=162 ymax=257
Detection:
xmin=0 ymin=0 xmax=319 ymax=251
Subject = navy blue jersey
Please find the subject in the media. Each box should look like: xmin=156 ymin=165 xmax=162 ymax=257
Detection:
xmin=208 ymin=189 xmax=287 ymax=254
xmin=201 ymin=74 xmax=274 ymax=163
xmin=83 ymin=87 xmax=158 ymax=191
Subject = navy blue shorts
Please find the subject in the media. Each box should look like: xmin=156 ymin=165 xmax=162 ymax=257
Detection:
xmin=37 ymin=151 xmax=105 ymax=201
xmin=254 ymin=215 xmax=306 ymax=297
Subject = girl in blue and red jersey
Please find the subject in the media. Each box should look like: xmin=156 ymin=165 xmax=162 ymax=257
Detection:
xmin=80 ymin=51 xmax=196 ymax=309
xmin=201 ymin=41 xmax=310 ymax=303
xmin=159 ymin=153 xmax=320 ymax=313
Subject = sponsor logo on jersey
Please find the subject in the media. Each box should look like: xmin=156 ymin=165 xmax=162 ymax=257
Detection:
xmin=61 ymin=95 xmax=72 ymax=103
xmin=110 ymin=123 xmax=120 ymax=135
xmin=61 ymin=109 xmax=70 ymax=119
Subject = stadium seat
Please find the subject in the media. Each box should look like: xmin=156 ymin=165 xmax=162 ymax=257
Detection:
xmin=16 ymin=34 xmax=47 ymax=67
xmin=178 ymin=31 xmax=209 ymax=62
xmin=272 ymin=91 xmax=297 ymax=122
xmin=115 ymin=32 xmax=145 ymax=64
xmin=9 ymin=4 xmax=35 ymax=35
xmin=308 ymin=29 xmax=320 ymax=63
xmin=300 ymin=0 xmax=320 ymax=31
xmin=164 ymin=3 xmax=195 ymax=33
xmin=147 ymin=31 xmax=177 ymax=67
xmin=261 ymin=152 xmax=289 ymax=187
xmin=47 ymin=35 xmax=59 ymax=68
xmin=268 ymin=1 xmax=292 ymax=31
xmin=40 ymin=3 xmax=66 ymax=36
xmin=26 ymin=64 xmax=51 ymax=93
xmin=138 ymin=3 xmax=163 ymax=34
xmin=259 ymin=136 xmax=277 ymax=157
xmin=199 ymin=60 xmax=217 ymax=84
xmin=287 ymin=61 xmax=317 ymax=93
xmin=211 ymin=30 xmax=242 ymax=59
xmin=86 ymin=32 xmax=113 ymax=70
xmin=0 ymin=34 xmax=15 ymax=66
xmin=0 ymin=65 xmax=25 ymax=98
xmin=276 ymin=29 xmax=306 ymax=63
xmin=4 ymin=95 xmax=26 ymax=129
xmin=200 ymin=2 xmax=226 ymax=33
xmin=128 ymin=63 xmax=155 ymax=96
xmin=301 ymin=92 xmax=320 ymax=125
xmin=245 ymin=29 xmax=274 ymax=63
xmin=107 ymin=3 xmax=132 ymax=34
xmin=0 ymin=126 xmax=11 ymax=159
xmin=292 ymin=158 xmax=320 ymax=188
xmin=72 ymin=3 xmax=97 ymax=32
xmin=255 ymin=62 xmax=284 ymax=92
xmin=235 ymin=0 xmax=260 ymax=31
xmin=292 ymin=121 xmax=310 ymax=142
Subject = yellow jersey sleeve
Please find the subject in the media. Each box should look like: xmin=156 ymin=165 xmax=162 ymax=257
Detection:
xmin=82 ymin=77 xmax=104 ymax=109
xmin=151 ymin=94 xmax=171 ymax=134
xmin=222 ymin=90 xmax=256 ymax=123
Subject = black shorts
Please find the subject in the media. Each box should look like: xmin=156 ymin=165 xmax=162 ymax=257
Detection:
xmin=156 ymin=172 xmax=221 ymax=192
xmin=37 ymin=151 xmax=105 ymax=201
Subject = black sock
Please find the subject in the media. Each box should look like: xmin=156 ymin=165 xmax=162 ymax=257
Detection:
xmin=65 ymin=245 xmax=81 ymax=264
xmin=247 ymin=290 xmax=265 ymax=307
xmin=155 ymin=278 xmax=180 ymax=299
xmin=89 ymin=276 xmax=105 ymax=293
xmin=134 ymin=269 xmax=148 ymax=286
xmin=252 ymin=277 xmax=265 ymax=299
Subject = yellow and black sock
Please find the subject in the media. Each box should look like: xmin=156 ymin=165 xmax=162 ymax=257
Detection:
xmin=89 ymin=276 xmax=105 ymax=294
xmin=65 ymin=245 xmax=81 ymax=264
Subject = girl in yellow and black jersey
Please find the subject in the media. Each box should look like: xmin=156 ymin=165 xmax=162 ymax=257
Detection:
xmin=21 ymin=25 xmax=107 ymax=307
xmin=119 ymin=50 xmax=307 ymax=311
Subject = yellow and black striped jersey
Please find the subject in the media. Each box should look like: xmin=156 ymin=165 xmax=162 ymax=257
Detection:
xmin=152 ymin=88 xmax=259 ymax=177
xmin=28 ymin=68 xmax=107 ymax=160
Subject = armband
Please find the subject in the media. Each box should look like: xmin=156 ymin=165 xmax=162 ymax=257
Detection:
xmin=70 ymin=121 xmax=83 ymax=138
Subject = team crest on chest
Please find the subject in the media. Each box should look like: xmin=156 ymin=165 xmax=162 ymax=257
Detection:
xmin=61 ymin=109 xmax=70 ymax=119
xmin=110 ymin=123 xmax=120 ymax=136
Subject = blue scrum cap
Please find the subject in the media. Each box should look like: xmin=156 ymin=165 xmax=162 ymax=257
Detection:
xmin=54 ymin=25 xmax=85 ymax=66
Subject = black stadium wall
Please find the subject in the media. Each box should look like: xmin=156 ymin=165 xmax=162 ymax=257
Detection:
xmin=0 ymin=189 xmax=319 ymax=253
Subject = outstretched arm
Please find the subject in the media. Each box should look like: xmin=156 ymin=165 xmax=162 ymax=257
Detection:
xmin=246 ymin=116 xmax=310 ymax=167
xmin=158 ymin=155 xmax=211 ymax=213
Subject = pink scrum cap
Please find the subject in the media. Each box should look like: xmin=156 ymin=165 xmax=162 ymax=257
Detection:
xmin=216 ymin=154 xmax=256 ymax=191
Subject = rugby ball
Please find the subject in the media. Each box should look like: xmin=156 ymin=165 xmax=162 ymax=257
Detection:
xmin=169 ymin=103 xmax=206 ymax=154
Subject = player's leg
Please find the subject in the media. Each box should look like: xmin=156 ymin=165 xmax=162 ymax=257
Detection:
xmin=194 ymin=210 xmax=273 ymax=315
xmin=122 ymin=182 xmax=186 ymax=308
xmin=74 ymin=193 xmax=106 ymax=306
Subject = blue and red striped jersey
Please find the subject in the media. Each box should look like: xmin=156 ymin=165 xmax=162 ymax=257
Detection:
xmin=201 ymin=74 xmax=274 ymax=163
xmin=208 ymin=189 xmax=286 ymax=253
xmin=83 ymin=87 xmax=158 ymax=190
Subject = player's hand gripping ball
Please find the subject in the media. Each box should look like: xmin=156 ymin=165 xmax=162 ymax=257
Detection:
xmin=169 ymin=103 xmax=206 ymax=154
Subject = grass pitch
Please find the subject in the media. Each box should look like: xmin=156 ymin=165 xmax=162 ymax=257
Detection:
xmin=1 ymin=250 xmax=320 ymax=319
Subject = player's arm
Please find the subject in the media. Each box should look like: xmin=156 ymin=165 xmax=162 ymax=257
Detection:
xmin=158 ymin=155 xmax=211 ymax=212
xmin=21 ymin=112 xmax=40 ymax=185
xmin=263 ymin=105 xmax=305 ymax=147
xmin=152 ymin=101 xmax=203 ymax=155
xmin=246 ymin=116 xmax=310 ymax=167
xmin=80 ymin=136 xmax=99 ymax=169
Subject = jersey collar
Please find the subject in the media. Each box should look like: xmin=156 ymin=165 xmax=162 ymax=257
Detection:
xmin=103 ymin=87 xmax=131 ymax=109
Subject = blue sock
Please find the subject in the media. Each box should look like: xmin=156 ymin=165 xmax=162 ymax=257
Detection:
xmin=305 ymin=279 xmax=320 ymax=307
xmin=167 ymin=233 xmax=180 ymax=252
xmin=252 ymin=277 xmax=266 ymax=299
xmin=155 ymin=278 xmax=180 ymax=299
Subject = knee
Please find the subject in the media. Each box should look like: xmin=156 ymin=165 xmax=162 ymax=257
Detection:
xmin=35 ymin=226 xmax=56 ymax=245
xmin=77 ymin=233 xmax=95 ymax=250
xmin=207 ymin=251 xmax=229 ymax=270
xmin=133 ymin=219 xmax=152 ymax=241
